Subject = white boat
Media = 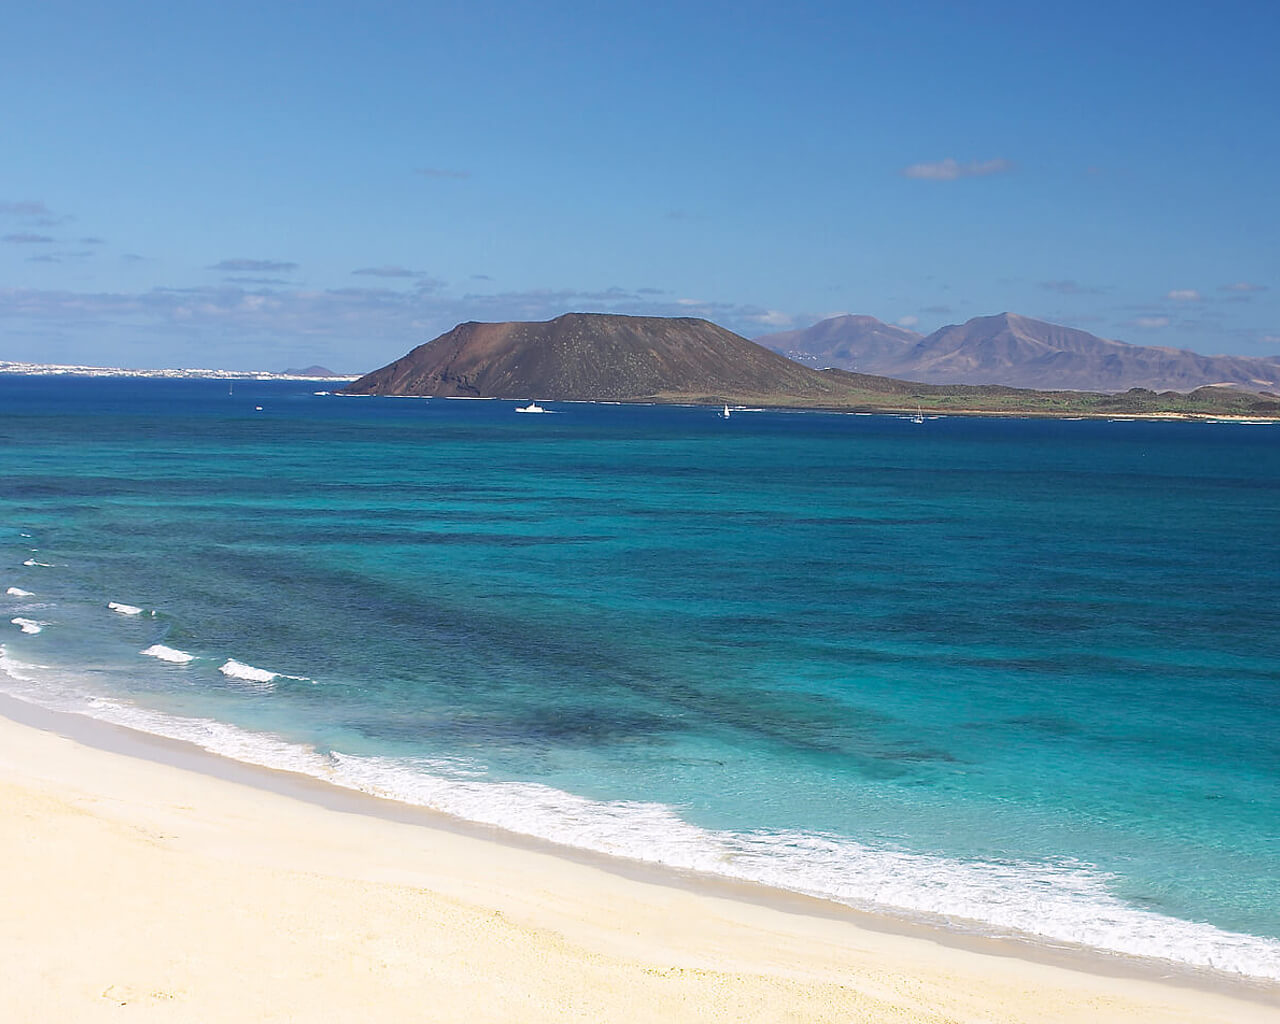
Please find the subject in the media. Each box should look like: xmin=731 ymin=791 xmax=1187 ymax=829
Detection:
xmin=515 ymin=401 xmax=546 ymax=414
xmin=911 ymin=405 xmax=924 ymax=424
xmin=720 ymin=404 xmax=731 ymax=419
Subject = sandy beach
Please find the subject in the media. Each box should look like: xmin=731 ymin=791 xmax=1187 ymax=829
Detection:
xmin=2 ymin=705 xmax=1275 ymax=1024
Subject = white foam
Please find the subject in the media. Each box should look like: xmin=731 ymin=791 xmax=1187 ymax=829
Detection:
xmin=141 ymin=644 xmax=195 ymax=664
xmin=22 ymin=559 xmax=55 ymax=568
xmin=0 ymin=646 xmax=39 ymax=684
xmin=217 ymin=658 xmax=311 ymax=686
xmin=108 ymin=601 xmax=144 ymax=616
xmin=219 ymin=659 xmax=278 ymax=684
xmin=0 ymin=649 xmax=1275 ymax=981
xmin=10 ymin=618 xmax=47 ymax=635
xmin=5 ymin=587 xmax=34 ymax=598
xmin=321 ymin=755 xmax=1280 ymax=981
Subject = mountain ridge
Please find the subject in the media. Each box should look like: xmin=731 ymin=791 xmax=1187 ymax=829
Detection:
xmin=341 ymin=312 xmax=1280 ymax=419
xmin=757 ymin=312 xmax=1280 ymax=392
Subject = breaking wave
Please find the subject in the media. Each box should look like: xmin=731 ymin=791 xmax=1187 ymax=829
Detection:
xmin=141 ymin=644 xmax=195 ymax=664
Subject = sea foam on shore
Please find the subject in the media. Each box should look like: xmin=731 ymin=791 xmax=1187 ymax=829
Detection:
xmin=0 ymin=643 xmax=1276 ymax=983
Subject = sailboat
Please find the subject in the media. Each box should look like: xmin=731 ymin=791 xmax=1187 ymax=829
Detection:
xmin=911 ymin=405 xmax=924 ymax=425
xmin=720 ymin=404 xmax=731 ymax=419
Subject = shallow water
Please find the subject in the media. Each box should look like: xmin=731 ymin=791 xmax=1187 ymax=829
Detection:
xmin=2 ymin=376 xmax=1277 ymax=978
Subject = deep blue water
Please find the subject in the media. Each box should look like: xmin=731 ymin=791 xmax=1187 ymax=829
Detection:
xmin=2 ymin=376 xmax=1277 ymax=978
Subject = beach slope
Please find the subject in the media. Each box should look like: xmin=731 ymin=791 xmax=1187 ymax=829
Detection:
xmin=1 ymin=712 xmax=1274 ymax=1023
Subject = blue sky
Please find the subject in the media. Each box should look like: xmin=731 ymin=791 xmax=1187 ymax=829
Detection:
xmin=2 ymin=0 xmax=1277 ymax=371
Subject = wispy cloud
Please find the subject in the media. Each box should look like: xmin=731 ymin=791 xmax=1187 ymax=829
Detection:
xmin=1166 ymin=289 xmax=1202 ymax=301
xmin=414 ymin=166 xmax=470 ymax=179
xmin=921 ymin=304 xmax=953 ymax=315
xmin=901 ymin=157 xmax=1012 ymax=181
xmin=897 ymin=315 xmax=920 ymax=327
xmin=1133 ymin=316 xmax=1171 ymax=329
xmin=0 ymin=200 xmax=72 ymax=227
xmin=0 ymin=200 xmax=54 ymax=217
xmin=352 ymin=265 xmax=421 ymax=278
xmin=80 ymin=236 xmax=106 ymax=245
xmin=26 ymin=251 xmax=92 ymax=264
xmin=207 ymin=258 xmax=299 ymax=273
xmin=0 ymin=282 xmax=786 ymax=359
xmin=1221 ymin=282 xmax=1267 ymax=293
xmin=1041 ymin=279 xmax=1104 ymax=295
xmin=4 ymin=233 xmax=55 ymax=244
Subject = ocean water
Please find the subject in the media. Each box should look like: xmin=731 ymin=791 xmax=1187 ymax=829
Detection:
xmin=1 ymin=375 xmax=1277 ymax=980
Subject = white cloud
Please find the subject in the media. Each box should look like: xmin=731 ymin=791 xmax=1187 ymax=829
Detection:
xmin=1134 ymin=316 xmax=1171 ymax=329
xmin=749 ymin=310 xmax=793 ymax=328
xmin=1166 ymin=289 xmax=1201 ymax=301
xmin=901 ymin=158 xmax=1012 ymax=181
xmin=1222 ymin=282 xmax=1267 ymax=293
xmin=897 ymin=315 xmax=919 ymax=327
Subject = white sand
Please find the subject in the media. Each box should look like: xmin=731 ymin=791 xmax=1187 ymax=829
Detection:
xmin=1 ymin=711 xmax=1275 ymax=1023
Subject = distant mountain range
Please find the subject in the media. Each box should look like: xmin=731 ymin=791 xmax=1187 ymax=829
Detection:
xmin=343 ymin=313 xmax=1280 ymax=419
xmin=757 ymin=313 xmax=1280 ymax=393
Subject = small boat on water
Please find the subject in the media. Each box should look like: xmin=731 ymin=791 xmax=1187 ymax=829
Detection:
xmin=911 ymin=405 xmax=924 ymax=424
xmin=515 ymin=401 xmax=546 ymax=413
xmin=720 ymin=404 xmax=731 ymax=419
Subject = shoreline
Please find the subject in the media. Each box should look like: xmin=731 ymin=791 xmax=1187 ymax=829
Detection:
xmin=403 ymin=393 xmax=1280 ymax=422
xmin=3 ymin=690 xmax=1277 ymax=1022
xmin=3 ymin=371 xmax=1276 ymax=422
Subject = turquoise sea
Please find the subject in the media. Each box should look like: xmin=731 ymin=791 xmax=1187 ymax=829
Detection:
xmin=2 ymin=376 xmax=1277 ymax=980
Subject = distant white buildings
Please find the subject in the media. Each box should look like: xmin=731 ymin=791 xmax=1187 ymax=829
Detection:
xmin=0 ymin=362 xmax=356 ymax=381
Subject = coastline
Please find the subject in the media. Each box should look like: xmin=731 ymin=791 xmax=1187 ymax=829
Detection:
xmin=3 ymin=694 xmax=1276 ymax=1023
xmin=3 ymin=369 xmax=1276 ymax=421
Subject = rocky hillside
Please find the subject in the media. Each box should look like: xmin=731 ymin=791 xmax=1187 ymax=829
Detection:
xmin=343 ymin=312 xmax=852 ymax=403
